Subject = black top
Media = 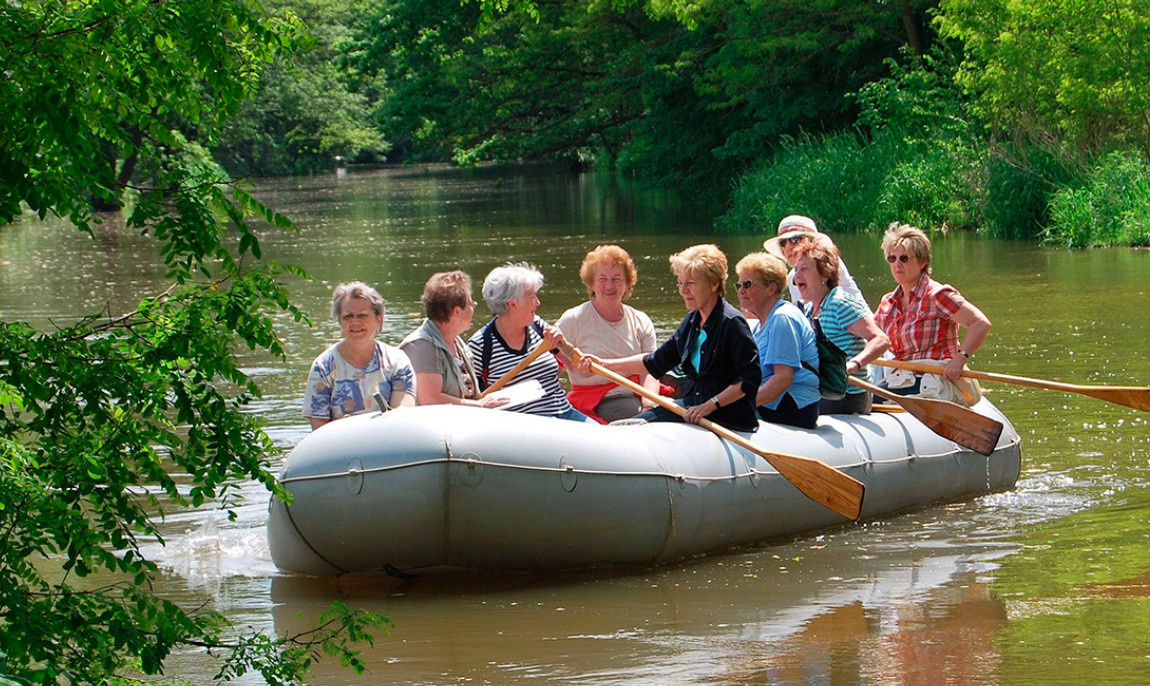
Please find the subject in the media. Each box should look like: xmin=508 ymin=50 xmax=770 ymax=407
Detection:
xmin=643 ymin=297 xmax=762 ymax=432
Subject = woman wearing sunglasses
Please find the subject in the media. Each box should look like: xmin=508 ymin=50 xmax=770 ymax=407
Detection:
xmin=734 ymin=252 xmax=821 ymax=429
xmin=873 ymin=223 xmax=992 ymax=398
xmin=763 ymin=214 xmax=865 ymax=307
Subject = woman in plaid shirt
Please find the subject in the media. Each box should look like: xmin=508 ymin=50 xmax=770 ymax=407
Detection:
xmin=873 ymin=223 xmax=992 ymax=396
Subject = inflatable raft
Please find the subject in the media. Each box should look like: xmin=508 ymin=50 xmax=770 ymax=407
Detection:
xmin=268 ymin=402 xmax=1021 ymax=576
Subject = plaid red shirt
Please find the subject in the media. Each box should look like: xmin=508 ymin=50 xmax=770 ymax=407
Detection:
xmin=874 ymin=274 xmax=966 ymax=360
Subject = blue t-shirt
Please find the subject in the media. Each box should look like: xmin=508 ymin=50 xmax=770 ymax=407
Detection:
xmin=806 ymin=286 xmax=871 ymax=396
xmin=754 ymin=300 xmax=820 ymax=410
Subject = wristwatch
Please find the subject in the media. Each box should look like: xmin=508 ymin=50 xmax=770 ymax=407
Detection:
xmin=711 ymin=397 xmax=721 ymax=409
xmin=958 ymin=348 xmax=972 ymax=359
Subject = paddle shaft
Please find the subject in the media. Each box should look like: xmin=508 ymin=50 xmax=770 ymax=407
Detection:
xmin=873 ymin=359 xmax=1150 ymax=412
xmin=478 ymin=339 xmax=550 ymax=399
xmin=562 ymin=343 xmax=864 ymax=520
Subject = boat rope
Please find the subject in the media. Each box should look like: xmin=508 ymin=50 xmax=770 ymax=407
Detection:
xmin=277 ymin=436 xmax=1019 ymax=486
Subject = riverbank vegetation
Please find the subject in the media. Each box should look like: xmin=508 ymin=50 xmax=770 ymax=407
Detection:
xmin=200 ymin=0 xmax=1150 ymax=246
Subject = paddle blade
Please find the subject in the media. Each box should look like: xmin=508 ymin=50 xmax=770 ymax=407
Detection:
xmin=899 ymin=396 xmax=1004 ymax=456
xmin=764 ymin=453 xmax=866 ymax=521
xmin=1079 ymin=387 xmax=1150 ymax=413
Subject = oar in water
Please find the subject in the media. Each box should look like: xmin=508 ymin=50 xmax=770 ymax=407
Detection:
xmin=478 ymin=339 xmax=551 ymax=399
xmin=558 ymin=341 xmax=865 ymax=521
xmin=848 ymin=376 xmax=1003 ymax=456
xmin=873 ymin=359 xmax=1150 ymax=413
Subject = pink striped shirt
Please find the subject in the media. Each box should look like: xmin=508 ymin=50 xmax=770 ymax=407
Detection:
xmin=874 ymin=273 xmax=966 ymax=360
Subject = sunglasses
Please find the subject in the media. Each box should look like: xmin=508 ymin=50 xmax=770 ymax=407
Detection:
xmin=779 ymin=235 xmax=807 ymax=246
xmin=886 ymin=254 xmax=911 ymax=263
xmin=735 ymin=279 xmax=759 ymax=290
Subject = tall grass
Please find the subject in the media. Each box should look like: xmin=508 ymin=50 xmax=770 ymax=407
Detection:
xmin=719 ymin=127 xmax=985 ymax=234
xmin=1045 ymin=151 xmax=1150 ymax=247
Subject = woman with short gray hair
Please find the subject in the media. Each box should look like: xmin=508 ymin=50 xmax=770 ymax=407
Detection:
xmin=303 ymin=281 xmax=416 ymax=430
xmin=468 ymin=263 xmax=592 ymax=422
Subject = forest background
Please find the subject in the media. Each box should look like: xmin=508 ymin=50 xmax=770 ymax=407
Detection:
xmin=215 ymin=0 xmax=1150 ymax=248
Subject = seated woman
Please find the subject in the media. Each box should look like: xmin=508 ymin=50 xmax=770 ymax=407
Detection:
xmin=303 ymin=281 xmax=416 ymax=431
xmin=790 ymin=235 xmax=891 ymax=414
xmin=468 ymin=263 xmax=593 ymax=422
xmin=763 ymin=214 xmax=866 ymax=307
xmin=556 ymin=245 xmax=660 ymax=423
xmin=400 ymin=270 xmax=508 ymax=409
xmin=578 ymin=244 xmax=760 ymax=432
xmin=734 ymin=252 xmax=821 ymax=429
xmin=873 ymin=223 xmax=991 ymax=401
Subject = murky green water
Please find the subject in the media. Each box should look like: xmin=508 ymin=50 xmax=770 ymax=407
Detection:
xmin=2 ymin=164 xmax=1148 ymax=684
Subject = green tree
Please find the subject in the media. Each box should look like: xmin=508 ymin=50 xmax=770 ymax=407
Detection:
xmin=352 ymin=0 xmax=938 ymax=188
xmin=937 ymin=0 xmax=1150 ymax=162
xmin=214 ymin=0 xmax=389 ymax=176
xmin=0 ymin=0 xmax=386 ymax=683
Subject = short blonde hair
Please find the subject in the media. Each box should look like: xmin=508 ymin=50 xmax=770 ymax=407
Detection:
xmin=881 ymin=222 xmax=932 ymax=273
xmin=579 ymin=245 xmax=637 ymax=299
xmin=790 ymin=234 xmax=841 ymax=288
xmin=735 ymin=252 xmax=788 ymax=298
xmin=669 ymin=244 xmax=728 ymax=297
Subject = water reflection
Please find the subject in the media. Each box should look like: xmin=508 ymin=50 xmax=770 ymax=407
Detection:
xmin=268 ymin=524 xmax=1015 ymax=685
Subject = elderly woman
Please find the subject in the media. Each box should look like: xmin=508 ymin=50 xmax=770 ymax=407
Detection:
xmin=303 ymin=281 xmax=416 ymax=431
xmin=764 ymin=214 xmax=866 ymax=307
xmin=735 ymin=252 xmax=821 ymax=429
xmin=400 ymin=271 xmax=508 ymax=409
xmin=874 ymin=223 xmax=992 ymax=398
xmin=556 ymin=245 xmax=660 ymax=423
xmin=790 ymin=236 xmax=891 ymax=415
xmin=467 ymin=263 xmax=592 ymax=422
xmin=578 ymin=244 xmax=760 ymax=432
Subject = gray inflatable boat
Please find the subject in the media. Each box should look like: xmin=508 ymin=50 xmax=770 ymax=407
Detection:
xmin=268 ymin=402 xmax=1021 ymax=576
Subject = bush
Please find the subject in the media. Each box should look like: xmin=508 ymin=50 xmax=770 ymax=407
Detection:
xmin=1045 ymin=151 xmax=1150 ymax=247
xmin=720 ymin=127 xmax=985 ymax=234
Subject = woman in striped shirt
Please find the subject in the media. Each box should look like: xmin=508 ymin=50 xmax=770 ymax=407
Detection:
xmin=468 ymin=263 xmax=593 ymax=422
xmin=791 ymin=236 xmax=890 ymax=414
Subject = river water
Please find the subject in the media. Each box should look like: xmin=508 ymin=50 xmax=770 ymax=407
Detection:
xmin=2 ymin=165 xmax=1149 ymax=684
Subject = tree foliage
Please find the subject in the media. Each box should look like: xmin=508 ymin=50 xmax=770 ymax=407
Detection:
xmin=349 ymin=0 xmax=937 ymax=187
xmin=938 ymin=0 xmax=1150 ymax=162
xmin=213 ymin=0 xmax=390 ymax=176
xmin=0 ymin=0 xmax=386 ymax=683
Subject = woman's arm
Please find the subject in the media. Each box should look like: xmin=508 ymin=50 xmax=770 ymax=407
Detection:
xmin=946 ymin=300 xmax=992 ymax=380
xmin=755 ymin=364 xmax=794 ymax=407
xmin=844 ymin=315 xmax=891 ymax=373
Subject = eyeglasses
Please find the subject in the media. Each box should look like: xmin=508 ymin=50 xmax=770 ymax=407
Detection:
xmin=736 ymin=279 xmax=759 ymax=291
xmin=886 ymin=254 xmax=911 ymax=264
xmin=779 ymin=235 xmax=807 ymax=246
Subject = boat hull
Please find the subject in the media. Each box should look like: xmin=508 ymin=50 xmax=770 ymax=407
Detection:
xmin=268 ymin=402 xmax=1021 ymax=576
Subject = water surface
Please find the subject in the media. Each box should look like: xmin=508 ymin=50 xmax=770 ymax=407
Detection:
xmin=2 ymin=164 xmax=1148 ymax=684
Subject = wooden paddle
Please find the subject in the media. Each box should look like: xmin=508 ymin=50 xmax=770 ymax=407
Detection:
xmin=559 ymin=341 xmax=865 ymax=521
xmin=848 ymin=376 xmax=1003 ymax=456
xmin=873 ymin=359 xmax=1150 ymax=413
xmin=478 ymin=339 xmax=551 ymax=399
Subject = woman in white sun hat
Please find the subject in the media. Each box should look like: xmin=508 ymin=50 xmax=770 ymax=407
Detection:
xmin=764 ymin=215 xmax=865 ymax=308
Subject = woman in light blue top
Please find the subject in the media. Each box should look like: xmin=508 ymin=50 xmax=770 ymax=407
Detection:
xmin=791 ymin=236 xmax=890 ymax=414
xmin=735 ymin=252 xmax=820 ymax=429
